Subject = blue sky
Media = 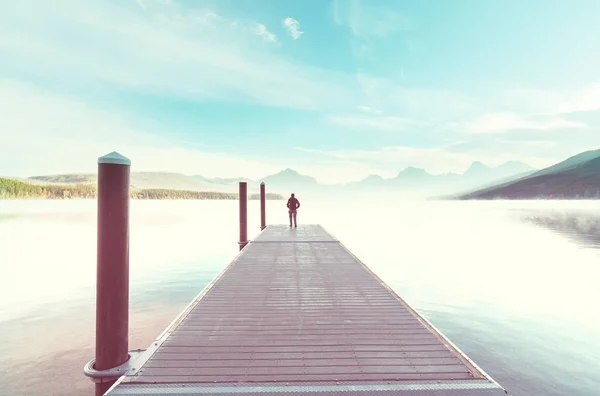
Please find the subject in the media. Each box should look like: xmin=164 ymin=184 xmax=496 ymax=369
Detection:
xmin=1 ymin=0 xmax=600 ymax=183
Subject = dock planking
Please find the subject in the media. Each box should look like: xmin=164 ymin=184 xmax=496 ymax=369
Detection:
xmin=106 ymin=225 xmax=507 ymax=395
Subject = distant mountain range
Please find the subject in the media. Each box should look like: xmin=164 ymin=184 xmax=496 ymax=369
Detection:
xmin=21 ymin=160 xmax=536 ymax=197
xmin=458 ymin=149 xmax=600 ymax=199
xmin=342 ymin=161 xmax=535 ymax=194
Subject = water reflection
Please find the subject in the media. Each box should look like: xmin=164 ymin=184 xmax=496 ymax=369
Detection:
xmin=520 ymin=209 xmax=600 ymax=250
xmin=0 ymin=199 xmax=599 ymax=395
xmin=0 ymin=303 xmax=195 ymax=395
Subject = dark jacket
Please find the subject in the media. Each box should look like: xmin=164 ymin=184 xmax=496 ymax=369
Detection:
xmin=287 ymin=197 xmax=300 ymax=210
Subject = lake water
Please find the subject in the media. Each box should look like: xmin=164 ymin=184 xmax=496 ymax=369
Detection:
xmin=1 ymin=198 xmax=599 ymax=395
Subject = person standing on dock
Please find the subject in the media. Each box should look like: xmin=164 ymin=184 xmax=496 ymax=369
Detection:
xmin=287 ymin=193 xmax=300 ymax=227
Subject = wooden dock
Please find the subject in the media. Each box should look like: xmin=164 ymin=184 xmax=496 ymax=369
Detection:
xmin=104 ymin=224 xmax=508 ymax=395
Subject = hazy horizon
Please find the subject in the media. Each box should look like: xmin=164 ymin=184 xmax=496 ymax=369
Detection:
xmin=4 ymin=160 xmax=533 ymax=182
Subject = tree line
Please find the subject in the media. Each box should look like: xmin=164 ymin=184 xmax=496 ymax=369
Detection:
xmin=0 ymin=178 xmax=284 ymax=200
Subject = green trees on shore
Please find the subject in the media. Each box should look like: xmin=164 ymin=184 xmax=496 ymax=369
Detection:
xmin=0 ymin=178 xmax=96 ymax=199
xmin=0 ymin=178 xmax=283 ymax=200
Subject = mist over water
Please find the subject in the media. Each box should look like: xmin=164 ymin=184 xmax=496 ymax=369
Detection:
xmin=0 ymin=199 xmax=599 ymax=395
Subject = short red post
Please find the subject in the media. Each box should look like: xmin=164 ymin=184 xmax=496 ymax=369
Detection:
xmin=239 ymin=181 xmax=248 ymax=250
xmin=95 ymin=152 xmax=131 ymax=396
xmin=260 ymin=182 xmax=266 ymax=231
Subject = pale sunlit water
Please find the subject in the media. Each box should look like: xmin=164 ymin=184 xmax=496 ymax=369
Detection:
xmin=0 ymin=199 xmax=599 ymax=395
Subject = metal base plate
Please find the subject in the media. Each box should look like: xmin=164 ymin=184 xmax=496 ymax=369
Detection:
xmin=107 ymin=380 xmax=508 ymax=395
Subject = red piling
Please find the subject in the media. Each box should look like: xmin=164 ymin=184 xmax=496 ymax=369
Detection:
xmin=260 ymin=182 xmax=266 ymax=231
xmin=239 ymin=182 xmax=248 ymax=250
xmin=95 ymin=152 xmax=131 ymax=395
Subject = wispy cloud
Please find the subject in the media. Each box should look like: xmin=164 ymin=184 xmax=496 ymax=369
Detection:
xmin=332 ymin=0 xmax=412 ymax=37
xmin=0 ymin=1 xmax=353 ymax=111
xmin=0 ymin=79 xmax=286 ymax=179
xmin=255 ymin=23 xmax=278 ymax=44
xmin=295 ymin=146 xmax=474 ymax=175
xmin=283 ymin=17 xmax=303 ymax=40
xmin=326 ymin=114 xmax=422 ymax=132
xmin=355 ymin=73 xmax=477 ymax=122
xmin=357 ymin=105 xmax=382 ymax=115
xmin=444 ymin=136 xmax=599 ymax=171
xmin=499 ymin=85 xmax=600 ymax=116
xmin=557 ymin=84 xmax=600 ymax=114
xmin=457 ymin=112 xmax=588 ymax=134
xmin=7 ymin=0 xmax=569 ymax=126
xmin=0 ymin=78 xmax=395 ymax=184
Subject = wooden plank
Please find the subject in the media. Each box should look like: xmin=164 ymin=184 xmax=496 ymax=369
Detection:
xmin=165 ymin=335 xmax=439 ymax=344
xmin=137 ymin=365 xmax=472 ymax=376
xmin=150 ymin=350 xmax=458 ymax=360
xmin=155 ymin=345 xmax=452 ymax=354
xmin=125 ymin=372 xmax=477 ymax=383
xmin=163 ymin=334 xmax=442 ymax=341
xmin=173 ymin=326 xmax=429 ymax=332
xmin=181 ymin=317 xmax=425 ymax=323
xmin=171 ymin=329 xmax=433 ymax=335
xmin=182 ymin=314 xmax=424 ymax=320
xmin=143 ymin=357 xmax=465 ymax=368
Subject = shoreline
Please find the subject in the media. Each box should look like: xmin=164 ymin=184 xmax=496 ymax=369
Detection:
xmin=0 ymin=177 xmax=284 ymax=200
xmin=0 ymin=196 xmax=283 ymax=201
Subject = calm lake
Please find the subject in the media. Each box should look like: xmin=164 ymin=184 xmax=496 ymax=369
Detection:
xmin=1 ymin=198 xmax=599 ymax=395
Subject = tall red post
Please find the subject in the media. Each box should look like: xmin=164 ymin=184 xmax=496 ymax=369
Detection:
xmin=260 ymin=182 xmax=266 ymax=231
xmin=239 ymin=181 xmax=248 ymax=250
xmin=95 ymin=152 xmax=131 ymax=396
